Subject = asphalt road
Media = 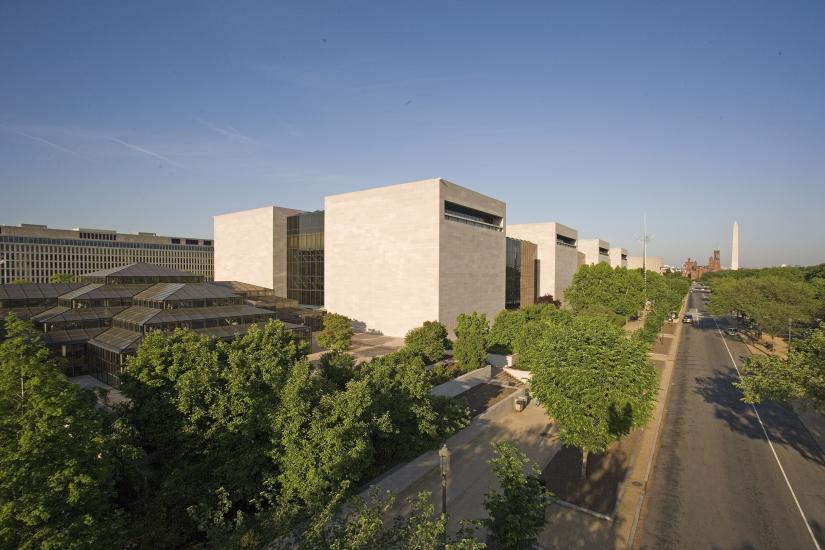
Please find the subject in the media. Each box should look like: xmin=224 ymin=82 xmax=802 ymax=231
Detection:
xmin=637 ymin=290 xmax=825 ymax=550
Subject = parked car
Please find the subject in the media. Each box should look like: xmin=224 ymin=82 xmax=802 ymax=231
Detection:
xmin=725 ymin=328 xmax=738 ymax=336
xmin=683 ymin=314 xmax=693 ymax=324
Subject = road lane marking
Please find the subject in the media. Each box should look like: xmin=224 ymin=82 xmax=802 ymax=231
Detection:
xmin=713 ymin=319 xmax=822 ymax=550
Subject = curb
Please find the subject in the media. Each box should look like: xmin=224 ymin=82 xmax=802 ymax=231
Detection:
xmin=621 ymin=294 xmax=690 ymax=550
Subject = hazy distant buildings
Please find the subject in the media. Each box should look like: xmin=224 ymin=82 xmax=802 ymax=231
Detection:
xmin=627 ymin=255 xmax=664 ymax=274
xmin=682 ymin=250 xmax=722 ymax=280
xmin=609 ymin=247 xmax=628 ymax=268
xmin=577 ymin=239 xmax=611 ymax=266
xmin=0 ymin=223 xmax=213 ymax=284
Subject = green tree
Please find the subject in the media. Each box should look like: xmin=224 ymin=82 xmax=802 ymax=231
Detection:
xmin=487 ymin=309 xmax=524 ymax=355
xmin=453 ymin=313 xmax=489 ymax=372
xmin=318 ymin=313 xmax=354 ymax=352
xmin=120 ymin=320 xmax=309 ymax=546
xmin=488 ymin=305 xmax=571 ymax=355
xmin=737 ymin=322 xmax=825 ymax=411
xmin=49 ymin=272 xmax=75 ymax=283
xmin=404 ymin=321 xmax=450 ymax=364
xmin=319 ymin=350 xmax=358 ymax=389
xmin=0 ymin=314 xmax=124 ymax=549
xmin=565 ymin=263 xmax=645 ymax=317
xmin=482 ymin=441 xmax=553 ymax=550
xmin=285 ymin=486 xmax=483 ymax=549
xmin=527 ymin=316 xmax=658 ymax=478
xmin=708 ymin=275 xmax=820 ymax=338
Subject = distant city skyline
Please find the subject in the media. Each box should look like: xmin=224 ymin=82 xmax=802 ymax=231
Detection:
xmin=2 ymin=2 xmax=824 ymax=268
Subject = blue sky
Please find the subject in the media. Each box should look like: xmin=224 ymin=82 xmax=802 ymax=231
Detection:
xmin=1 ymin=1 xmax=823 ymax=268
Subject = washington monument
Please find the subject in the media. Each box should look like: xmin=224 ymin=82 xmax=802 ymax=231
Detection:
xmin=731 ymin=221 xmax=740 ymax=270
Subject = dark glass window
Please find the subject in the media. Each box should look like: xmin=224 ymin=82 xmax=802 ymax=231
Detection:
xmin=444 ymin=201 xmax=502 ymax=231
xmin=505 ymin=237 xmax=521 ymax=309
xmin=286 ymin=211 xmax=324 ymax=306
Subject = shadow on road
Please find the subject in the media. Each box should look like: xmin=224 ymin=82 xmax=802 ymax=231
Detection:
xmin=693 ymin=370 xmax=825 ymax=467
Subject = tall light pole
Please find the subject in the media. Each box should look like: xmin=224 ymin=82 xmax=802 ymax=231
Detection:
xmin=439 ymin=443 xmax=451 ymax=516
xmin=788 ymin=318 xmax=792 ymax=353
xmin=638 ymin=214 xmax=654 ymax=297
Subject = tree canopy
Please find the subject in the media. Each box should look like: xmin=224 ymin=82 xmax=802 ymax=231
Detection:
xmin=565 ymin=263 xmax=646 ymax=317
xmin=737 ymin=321 xmax=825 ymax=412
xmin=526 ymin=315 xmax=658 ymax=476
xmin=404 ymin=320 xmax=450 ymax=364
xmin=318 ymin=312 xmax=354 ymax=352
xmin=707 ymin=275 xmax=821 ymax=337
xmin=453 ymin=313 xmax=489 ymax=372
xmin=49 ymin=272 xmax=75 ymax=283
xmin=0 ymin=314 xmax=126 ymax=549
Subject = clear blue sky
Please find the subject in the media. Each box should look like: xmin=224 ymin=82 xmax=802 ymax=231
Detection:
xmin=2 ymin=1 xmax=823 ymax=268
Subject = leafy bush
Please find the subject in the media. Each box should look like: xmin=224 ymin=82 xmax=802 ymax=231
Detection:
xmin=404 ymin=321 xmax=450 ymax=364
xmin=317 ymin=312 xmax=353 ymax=352
xmin=483 ymin=442 xmax=554 ymax=549
xmin=453 ymin=312 xmax=489 ymax=372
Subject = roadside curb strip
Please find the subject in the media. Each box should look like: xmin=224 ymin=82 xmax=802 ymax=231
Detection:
xmin=622 ymin=294 xmax=690 ymax=550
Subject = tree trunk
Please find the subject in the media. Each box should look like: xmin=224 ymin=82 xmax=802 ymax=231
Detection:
xmin=580 ymin=450 xmax=589 ymax=480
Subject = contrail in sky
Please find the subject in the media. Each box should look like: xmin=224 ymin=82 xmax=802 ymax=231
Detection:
xmin=14 ymin=130 xmax=79 ymax=156
xmin=109 ymin=137 xmax=187 ymax=168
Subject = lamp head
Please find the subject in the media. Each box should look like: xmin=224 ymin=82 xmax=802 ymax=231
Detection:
xmin=438 ymin=443 xmax=451 ymax=475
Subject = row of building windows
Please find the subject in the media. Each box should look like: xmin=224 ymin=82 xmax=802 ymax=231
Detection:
xmin=0 ymin=235 xmax=212 ymax=250
xmin=79 ymin=232 xmax=116 ymax=241
xmin=0 ymin=242 xmax=213 ymax=284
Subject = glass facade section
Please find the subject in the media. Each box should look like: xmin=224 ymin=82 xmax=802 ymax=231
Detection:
xmin=505 ymin=238 xmax=538 ymax=310
xmin=286 ymin=211 xmax=324 ymax=306
xmin=505 ymin=237 xmax=522 ymax=309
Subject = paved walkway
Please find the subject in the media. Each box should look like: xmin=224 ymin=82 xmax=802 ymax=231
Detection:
xmin=308 ymin=332 xmax=404 ymax=363
xmin=391 ymin=400 xmax=559 ymax=536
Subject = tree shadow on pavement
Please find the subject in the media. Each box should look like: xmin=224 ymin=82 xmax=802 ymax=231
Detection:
xmin=693 ymin=370 xmax=825 ymax=467
xmin=542 ymin=429 xmax=641 ymax=516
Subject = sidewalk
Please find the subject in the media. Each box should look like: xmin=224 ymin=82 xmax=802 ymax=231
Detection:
xmin=390 ymin=400 xmax=559 ymax=536
xmin=538 ymin=294 xmax=690 ymax=550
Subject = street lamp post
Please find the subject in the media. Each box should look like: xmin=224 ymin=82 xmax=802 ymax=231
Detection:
xmin=439 ymin=443 xmax=451 ymax=517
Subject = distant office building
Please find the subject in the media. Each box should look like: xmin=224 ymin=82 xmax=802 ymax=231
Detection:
xmin=0 ymin=223 xmax=213 ymax=284
xmin=0 ymin=263 xmax=308 ymax=387
xmin=627 ymin=255 xmax=664 ymax=274
xmin=577 ymin=239 xmax=611 ymax=266
xmin=609 ymin=247 xmax=628 ymax=268
xmin=505 ymin=237 xmax=538 ymax=309
xmin=506 ymin=222 xmax=579 ymax=304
